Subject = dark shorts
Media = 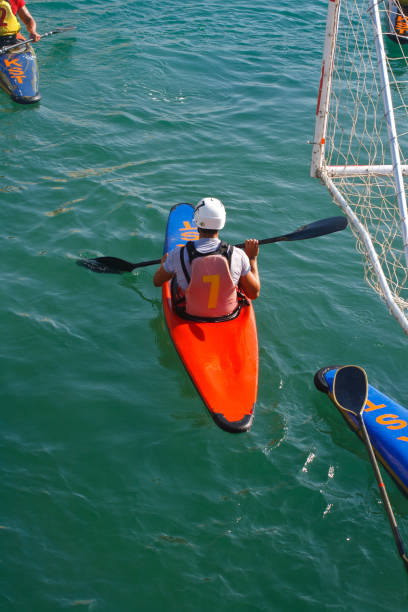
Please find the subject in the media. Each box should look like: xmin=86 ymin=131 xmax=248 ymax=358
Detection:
xmin=0 ymin=35 xmax=18 ymax=46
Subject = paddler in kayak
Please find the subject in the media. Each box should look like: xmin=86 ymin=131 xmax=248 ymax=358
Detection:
xmin=0 ymin=0 xmax=40 ymax=47
xmin=153 ymin=197 xmax=260 ymax=319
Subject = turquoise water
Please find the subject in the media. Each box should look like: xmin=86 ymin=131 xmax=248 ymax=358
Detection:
xmin=2 ymin=1 xmax=408 ymax=610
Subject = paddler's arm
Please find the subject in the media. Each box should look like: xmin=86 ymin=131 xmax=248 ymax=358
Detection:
xmin=153 ymin=254 xmax=174 ymax=287
xmin=239 ymin=239 xmax=260 ymax=300
xmin=18 ymin=6 xmax=41 ymax=42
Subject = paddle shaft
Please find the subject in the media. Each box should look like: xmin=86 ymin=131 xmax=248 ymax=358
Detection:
xmin=358 ymin=413 xmax=408 ymax=570
xmin=80 ymin=233 xmax=314 ymax=269
xmin=77 ymin=215 xmax=348 ymax=273
xmin=0 ymin=27 xmax=76 ymax=55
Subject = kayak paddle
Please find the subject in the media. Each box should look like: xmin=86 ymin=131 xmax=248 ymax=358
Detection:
xmin=332 ymin=365 xmax=408 ymax=572
xmin=77 ymin=215 xmax=348 ymax=274
xmin=0 ymin=27 xmax=76 ymax=55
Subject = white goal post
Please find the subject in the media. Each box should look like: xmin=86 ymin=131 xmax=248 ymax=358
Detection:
xmin=311 ymin=0 xmax=408 ymax=335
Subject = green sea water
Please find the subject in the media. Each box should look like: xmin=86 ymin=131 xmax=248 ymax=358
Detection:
xmin=2 ymin=1 xmax=408 ymax=610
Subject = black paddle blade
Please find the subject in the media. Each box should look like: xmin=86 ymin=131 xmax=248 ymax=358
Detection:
xmin=249 ymin=216 xmax=348 ymax=247
xmin=42 ymin=27 xmax=76 ymax=38
xmin=48 ymin=27 xmax=76 ymax=33
xmin=76 ymin=257 xmax=134 ymax=274
xmin=282 ymin=216 xmax=348 ymax=241
xmin=332 ymin=365 xmax=368 ymax=416
xmin=77 ymin=255 xmax=162 ymax=273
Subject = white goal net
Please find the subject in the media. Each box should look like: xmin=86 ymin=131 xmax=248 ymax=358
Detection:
xmin=311 ymin=0 xmax=408 ymax=335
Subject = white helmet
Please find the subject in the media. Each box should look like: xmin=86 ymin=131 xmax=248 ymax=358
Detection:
xmin=194 ymin=197 xmax=226 ymax=230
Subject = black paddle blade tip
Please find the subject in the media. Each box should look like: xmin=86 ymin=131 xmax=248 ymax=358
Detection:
xmin=76 ymin=258 xmax=123 ymax=274
xmin=333 ymin=365 xmax=368 ymax=415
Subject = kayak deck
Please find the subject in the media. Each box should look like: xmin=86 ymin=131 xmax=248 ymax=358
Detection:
xmin=163 ymin=281 xmax=258 ymax=433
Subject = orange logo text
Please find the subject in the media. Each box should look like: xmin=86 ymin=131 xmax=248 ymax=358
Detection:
xmin=4 ymin=57 xmax=26 ymax=83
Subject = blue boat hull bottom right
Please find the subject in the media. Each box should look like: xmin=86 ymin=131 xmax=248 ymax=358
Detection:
xmin=315 ymin=365 xmax=408 ymax=497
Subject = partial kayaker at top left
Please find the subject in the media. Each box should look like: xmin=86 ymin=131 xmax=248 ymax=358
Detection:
xmin=0 ymin=0 xmax=40 ymax=47
xmin=0 ymin=0 xmax=40 ymax=104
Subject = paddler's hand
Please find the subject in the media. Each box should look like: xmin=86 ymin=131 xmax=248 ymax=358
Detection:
xmin=239 ymin=239 xmax=260 ymax=299
xmin=244 ymin=239 xmax=259 ymax=260
xmin=153 ymin=253 xmax=173 ymax=287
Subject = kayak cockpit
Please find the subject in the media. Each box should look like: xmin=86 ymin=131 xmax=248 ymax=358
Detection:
xmin=170 ymin=278 xmax=250 ymax=323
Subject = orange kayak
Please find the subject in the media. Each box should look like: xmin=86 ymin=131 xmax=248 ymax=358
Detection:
xmin=161 ymin=203 xmax=258 ymax=433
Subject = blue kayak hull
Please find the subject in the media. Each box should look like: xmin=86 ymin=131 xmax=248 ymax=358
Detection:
xmin=387 ymin=0 xmax=408 ymax=44
xmin=315 ymin=366 xmax=408 ymax=496
xmin=0 ymin=42 xmax=40 ymax=104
